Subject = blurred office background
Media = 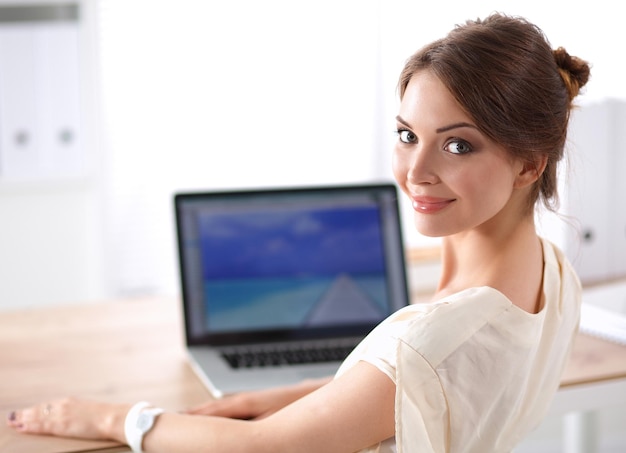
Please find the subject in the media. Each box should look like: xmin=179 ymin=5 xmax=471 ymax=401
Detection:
xmin=0 ymin=0 xmax=624 ymax=307
xmin=0 ymin=1 xmax=624 ymax=451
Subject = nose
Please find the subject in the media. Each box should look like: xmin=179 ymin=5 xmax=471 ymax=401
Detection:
xmin=406 ymin=144 xmax=439 ymax=186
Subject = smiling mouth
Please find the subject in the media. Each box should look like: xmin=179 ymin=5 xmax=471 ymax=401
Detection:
xmin=411 ymin=197 xmax=455 ymax=213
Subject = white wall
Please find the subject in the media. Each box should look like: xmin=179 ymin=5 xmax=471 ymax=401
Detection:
xmin=97 ymin=0 xmax=388 ymax=297
xmin=0 ymin=181 xmax=105 ymax=307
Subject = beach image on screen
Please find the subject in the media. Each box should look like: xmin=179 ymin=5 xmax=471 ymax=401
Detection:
xmin=198 ymin=204 xmax=389 ymax=332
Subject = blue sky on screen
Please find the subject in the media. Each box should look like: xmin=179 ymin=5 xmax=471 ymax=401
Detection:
xmin=199 ymin=206 xmax=385 ymax=279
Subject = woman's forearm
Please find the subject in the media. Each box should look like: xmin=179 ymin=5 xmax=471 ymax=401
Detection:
xmin=141 ymin=412 xmax=267 ymax=453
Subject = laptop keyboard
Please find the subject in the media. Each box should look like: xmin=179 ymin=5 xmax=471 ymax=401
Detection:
xmin=221 ymin=341 xmax=357 ymax=369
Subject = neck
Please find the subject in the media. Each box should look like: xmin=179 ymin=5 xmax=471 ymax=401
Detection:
xmin=434 ymin=213 xmax=542 ymax=304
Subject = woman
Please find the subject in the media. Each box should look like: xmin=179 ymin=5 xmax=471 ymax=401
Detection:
xmin=7 ymin=13 xmax=590 ymax=452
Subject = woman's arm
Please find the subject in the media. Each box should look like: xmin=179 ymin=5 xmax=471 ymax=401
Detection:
xmin=8 ymin=362 xmax=395 ymax=453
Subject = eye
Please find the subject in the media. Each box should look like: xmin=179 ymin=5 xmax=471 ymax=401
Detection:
xmin=445 ymin=139 xmax=472 ymax=155
xmin=396 ymin=129 xmax=417 ymax=144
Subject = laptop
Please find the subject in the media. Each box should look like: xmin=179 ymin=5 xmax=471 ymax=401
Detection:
xmin=174 ymin=183 xmax=410 ymax=396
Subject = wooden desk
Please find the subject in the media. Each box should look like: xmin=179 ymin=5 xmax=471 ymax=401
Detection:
xmin=0 ymin=297 xmax=211 ymax=453
xmin=562 ymin=333 xmax=626 ymax=387
xmin=1 ymin=297 xmax=626 ymax=453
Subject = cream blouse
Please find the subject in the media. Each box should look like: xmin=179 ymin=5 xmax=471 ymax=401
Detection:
xmin=336 ymin=238 xmax=582 ymax=453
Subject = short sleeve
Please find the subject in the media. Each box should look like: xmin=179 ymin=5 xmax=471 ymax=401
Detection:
xmin=395 ymin=339 xmax=449 ymax=453
xmin=336 ymin=314 xmax=415 ymax=383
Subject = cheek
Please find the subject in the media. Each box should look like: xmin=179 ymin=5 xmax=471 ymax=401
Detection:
xmin=458 ymin=168 xmax=515 ymax=208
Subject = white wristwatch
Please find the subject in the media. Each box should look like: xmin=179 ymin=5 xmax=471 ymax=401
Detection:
xmin=124 ymin=401 xmax=164 ymax=453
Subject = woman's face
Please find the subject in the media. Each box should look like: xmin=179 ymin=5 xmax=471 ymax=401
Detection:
xmin=392 ymin=70 xmax=525 ymax=238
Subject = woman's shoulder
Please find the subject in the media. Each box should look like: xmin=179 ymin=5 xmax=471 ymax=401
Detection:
xmin=397 ymin=239 xmax=581 ymax=360
xmin=384 ymin=286 xmax=513 ymax=332
xmin=390 ymin=292 xmax=508 ymax=375
xmin=408 ymin=286 xmax=513 ymax=319
xmin=540 ymin=237 xmax=582 ymax=293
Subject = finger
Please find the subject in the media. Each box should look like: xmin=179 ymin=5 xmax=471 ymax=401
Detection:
xmin=185 ymin=395 xmax=231 ymax=414
xmin=185 ymin=397 xmax=221 ymax=414
xmin=9 ymin=398 xmax=96 ymax=438
xmin=8 ymin=398 xmax=122 ymax=441
xmin=186 ymin=394 xmax=256 ymax=419
xmin=6 ymin=410 xmax=24 ymax=430
xmin=8 ymin=403 xmax=52 ymax=434
xmin=186 ymin=399 xmax=246 ymax=417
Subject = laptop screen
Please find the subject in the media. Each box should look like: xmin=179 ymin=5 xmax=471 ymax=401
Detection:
xmin=175 ymin=184 xmax=409 ymax=346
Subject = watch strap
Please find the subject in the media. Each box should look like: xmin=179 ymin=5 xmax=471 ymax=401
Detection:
xmin=124 ymin=401 xmax=163 ymax=453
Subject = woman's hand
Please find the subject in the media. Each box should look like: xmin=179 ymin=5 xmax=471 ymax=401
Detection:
xmin=6 ymin=378 xmax=332 ymax=446
xmin=6 ymin=368 xmax=392 ymax=452
xmin=7 ymin=397 xmax=129 ymax=442
xmin=185 ymin=377 xmax=331 ymax=420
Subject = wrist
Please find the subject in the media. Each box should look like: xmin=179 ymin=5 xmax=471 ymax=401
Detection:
xmin=99 ymin=403 xmax=133 ymax=443
xmin=124 ymin=401 xmax=165 ymax=453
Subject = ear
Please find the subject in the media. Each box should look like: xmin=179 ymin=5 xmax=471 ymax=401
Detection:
xmin=514 ymin=155 xmax=548 ymax=189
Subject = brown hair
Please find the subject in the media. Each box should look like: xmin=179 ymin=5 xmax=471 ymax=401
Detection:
xmin=398 ymin=13 xmax=591 ymax=212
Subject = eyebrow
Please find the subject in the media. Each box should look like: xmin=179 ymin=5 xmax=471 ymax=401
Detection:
xmin=395 ymin=115 xmax=478 ymax=133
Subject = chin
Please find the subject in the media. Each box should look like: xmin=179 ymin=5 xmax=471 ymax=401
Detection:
xmin=413 ymin=224 xmax=449 ymax=238
xmin=417 ymin=231 xmax=447 ymax=238
xmin=413 ymin=217 xmax=459 ymax=238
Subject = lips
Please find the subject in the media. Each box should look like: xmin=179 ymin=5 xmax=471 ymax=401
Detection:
xmin=411 ymin=196 xmax=455 ymax=214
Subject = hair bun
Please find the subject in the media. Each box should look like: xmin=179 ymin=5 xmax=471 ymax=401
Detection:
xmin=553 ymin=47 xmax=591 ymax=101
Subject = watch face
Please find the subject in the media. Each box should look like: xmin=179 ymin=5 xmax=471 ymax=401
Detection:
xmin=137 ymin=410 xmax=157 ymax=432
